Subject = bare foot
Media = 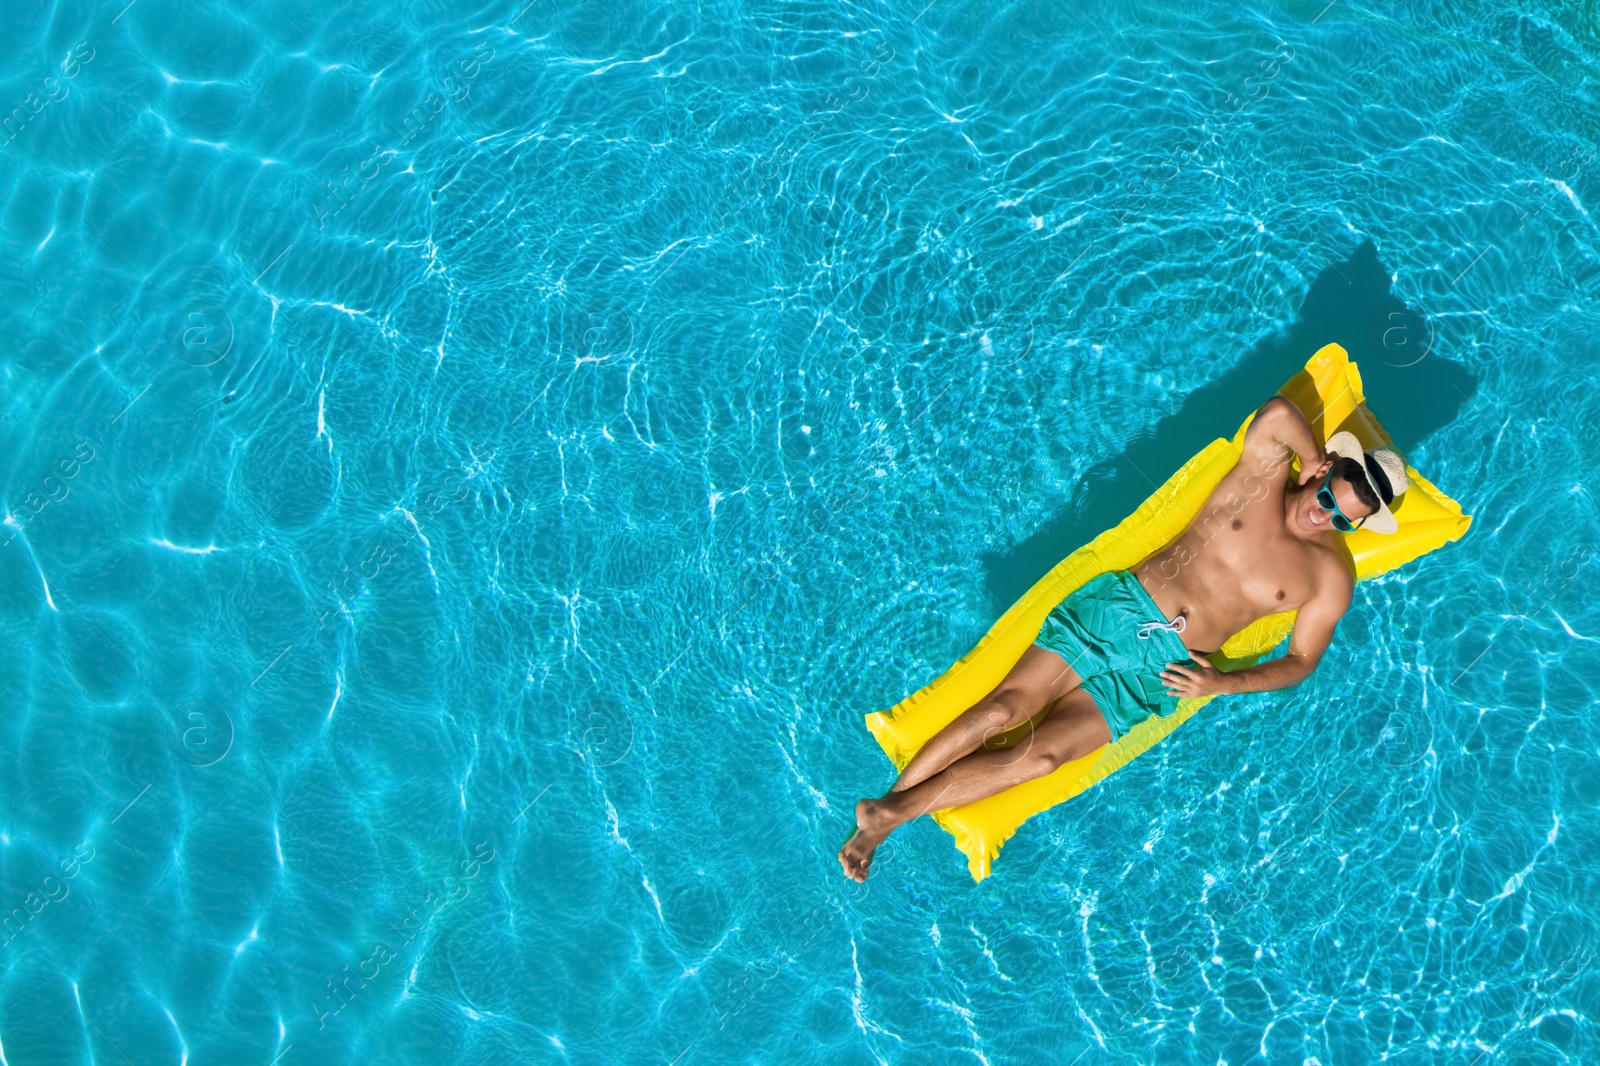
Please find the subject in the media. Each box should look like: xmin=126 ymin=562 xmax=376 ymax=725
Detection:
xmin=838 ymin=798 xmax=894 ymax=882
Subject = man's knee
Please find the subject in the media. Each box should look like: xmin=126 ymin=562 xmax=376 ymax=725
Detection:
xmin=978 ymin=690 xmax=1032 ymax=734
xmin=983 ymin=702 xmax=1016 ymax=727
xmin=1022 ymin=743 xmax=1066 ymax=778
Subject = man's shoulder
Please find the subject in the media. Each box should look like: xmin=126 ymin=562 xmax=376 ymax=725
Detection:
xmin=1309 ymin=540 xmax=1356 ymax=601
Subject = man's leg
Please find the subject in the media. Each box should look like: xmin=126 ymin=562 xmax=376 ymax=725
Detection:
xmin=890 ymin=645 xmax=1084 ymax=794
xmin=839 ymin=687 xmax=1110 ymax=881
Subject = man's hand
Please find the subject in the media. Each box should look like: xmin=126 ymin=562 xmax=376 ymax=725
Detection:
xmin=1160 ymin=654 xmax=1232 ymax=698
xmin=1297 ymin=453 xmax=1331 ymax=487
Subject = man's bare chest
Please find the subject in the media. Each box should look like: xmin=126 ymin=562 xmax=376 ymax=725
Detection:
xmin=1143 ymin=478 xmax=1321 ymax=612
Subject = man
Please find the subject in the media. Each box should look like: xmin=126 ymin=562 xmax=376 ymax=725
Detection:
xmin=839 ymin=395 xmax=1409 ymax=882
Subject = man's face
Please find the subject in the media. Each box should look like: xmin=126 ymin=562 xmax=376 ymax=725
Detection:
xmin=1295 ymin=471 xmax=1377 ymax=534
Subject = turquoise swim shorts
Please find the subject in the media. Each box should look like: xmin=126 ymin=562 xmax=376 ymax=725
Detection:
xmin=1033 ymin=569 xmax=1195 ymax=742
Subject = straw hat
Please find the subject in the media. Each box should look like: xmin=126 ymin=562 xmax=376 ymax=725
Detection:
xmin=1325 ymin=430 xmax=1408 ymax=534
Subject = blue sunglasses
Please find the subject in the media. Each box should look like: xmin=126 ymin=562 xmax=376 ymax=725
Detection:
xmin=1316 ymin=470 xmax=1367 ymax=532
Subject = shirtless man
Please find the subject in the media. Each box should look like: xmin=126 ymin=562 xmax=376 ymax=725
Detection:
xmin=839 ymin=395 xmax=1410 ymax=881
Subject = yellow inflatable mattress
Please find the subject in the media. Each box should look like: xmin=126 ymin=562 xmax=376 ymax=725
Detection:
xmin=864 ymin=344 xmax=1472 ymax=881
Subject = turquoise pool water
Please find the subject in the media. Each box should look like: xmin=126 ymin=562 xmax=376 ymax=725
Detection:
xmin=1 ymin=0 xmax=1597 ymax=1062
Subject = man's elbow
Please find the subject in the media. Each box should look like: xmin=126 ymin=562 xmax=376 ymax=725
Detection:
xmin=1288 ymin=651 xmax=1324 ymax=687
xmin=1245 ymin=397 xmax=1296 ymax=454
xmin=1258 ymin=395 xmax=1294 ymax=419
xmin=1254 ymin=396 xmax=1296 ymax=430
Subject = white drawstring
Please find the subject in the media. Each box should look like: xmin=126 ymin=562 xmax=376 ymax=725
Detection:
xmin=1136 ymin=615 xmax=1186 ymax=640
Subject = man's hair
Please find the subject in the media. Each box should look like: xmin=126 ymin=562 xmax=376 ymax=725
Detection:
xmin=1331 ymin=455 xmax=1380 ymax=512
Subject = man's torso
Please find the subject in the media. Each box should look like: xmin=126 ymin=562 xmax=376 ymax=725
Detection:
xmin=1132 ymin=456 xmax=1346 ymax=654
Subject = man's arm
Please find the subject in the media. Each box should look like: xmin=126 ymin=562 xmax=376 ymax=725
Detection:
xmin=1216 ymin=560 xmax=1344 ymax=694
xmin=1161 ymin=560 xmax=1354 ymax=697
xmin=1242 ymin=396 xmax=1328 ymax=486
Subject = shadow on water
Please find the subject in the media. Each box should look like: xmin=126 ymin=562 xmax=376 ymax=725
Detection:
xmin=982 ymin=238 xmax=1478 ymax=615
